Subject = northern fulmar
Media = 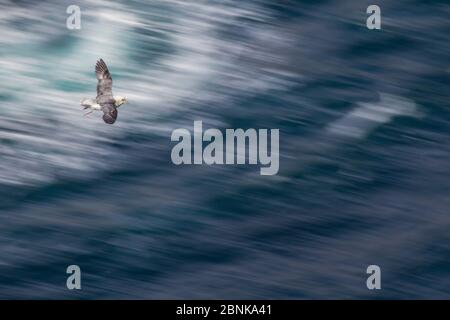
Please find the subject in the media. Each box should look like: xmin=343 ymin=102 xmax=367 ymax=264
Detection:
xmin=81 ymin=59 xmax=127 ymax=124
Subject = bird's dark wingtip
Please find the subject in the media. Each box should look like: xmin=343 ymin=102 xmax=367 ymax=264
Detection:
xmin=95 ymin=59 xmax=109 ymax=75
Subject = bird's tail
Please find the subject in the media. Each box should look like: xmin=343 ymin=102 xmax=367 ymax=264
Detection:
xmin=81 ymin=98 xmax=94 ymax=109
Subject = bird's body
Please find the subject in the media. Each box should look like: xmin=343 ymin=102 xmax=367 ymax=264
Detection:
xmin=81 ymin=59 xmax=127 ymax=124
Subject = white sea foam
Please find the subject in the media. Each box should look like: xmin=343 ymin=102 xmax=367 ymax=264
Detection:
xmin=327 ymin=93 xmax=421 ymax=138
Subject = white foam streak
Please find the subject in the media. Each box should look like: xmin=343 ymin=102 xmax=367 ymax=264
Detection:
xmin=327 ymin=93 xmax=420 ymax=138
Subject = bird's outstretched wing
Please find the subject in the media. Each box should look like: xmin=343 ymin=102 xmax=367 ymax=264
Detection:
xmin=101 ymin=103 xmax=118 ymax=124
xmin=95 ymin=59 xmax=113 ymax=103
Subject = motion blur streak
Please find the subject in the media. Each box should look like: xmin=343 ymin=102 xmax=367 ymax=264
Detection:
xmin=0 ymin=0 xmax=449 ymax=298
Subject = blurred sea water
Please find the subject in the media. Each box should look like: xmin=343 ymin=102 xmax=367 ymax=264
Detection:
xmin=0 ymin=0 xmax=449 ymax=298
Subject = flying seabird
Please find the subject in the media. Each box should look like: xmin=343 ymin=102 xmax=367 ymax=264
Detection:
xmin=81 ymin=59 xmax=127 ymax=124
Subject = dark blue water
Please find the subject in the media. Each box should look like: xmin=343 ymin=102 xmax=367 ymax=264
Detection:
xmin=0 ymin=0 xmax=449 ymax=299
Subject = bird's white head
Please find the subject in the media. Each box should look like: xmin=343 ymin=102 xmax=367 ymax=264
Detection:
xmin=114 ymin=96 xmax=128 ymax=107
